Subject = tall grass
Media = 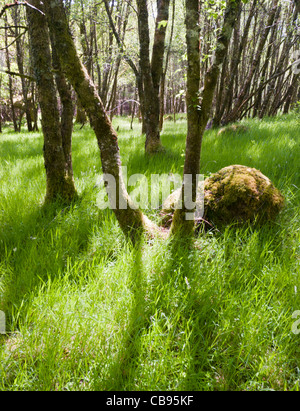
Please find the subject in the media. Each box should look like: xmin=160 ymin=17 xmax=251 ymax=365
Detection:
xmin=0 ymin=113 xmax=299 ymax=390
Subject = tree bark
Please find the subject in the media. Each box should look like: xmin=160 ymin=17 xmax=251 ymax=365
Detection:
xmin=137 ymin=0 xmax=171 ymax=153
xmin=44 ymin=0 xmax=154 ymax=241
xmin=214 ymin=0 xmax=257 ymax=126
xmin=225 ymin=0 xmax=279 ymax=124
xmin=13 ymin=8 xmax=33 ymax=132
xmin=171 ymin=0 xmax=242 ymax=236
xmin=50 ymin=38 xmax=75 ymax=182
xmin=4 ymin=16 xmax=18 ymax=132
xmin=27 ymin=0 xmax=77 ymax=203
xmin=159 ymin=0 xmax=175 ymax=132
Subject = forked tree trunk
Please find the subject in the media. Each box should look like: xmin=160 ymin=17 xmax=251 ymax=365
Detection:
xmin=171 ymin=0 xmax=242 ymax=236
xmin=27 ymin=0 xmax=77 ymax=203
xmin=136 ymin=0 xmax=171 ymax=153
xmin=44 ymin=0 xmax=154 ymax=241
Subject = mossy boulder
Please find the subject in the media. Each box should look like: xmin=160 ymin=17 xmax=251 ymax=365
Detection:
xmin=217 ymin=124 xmax=249 ymax=136
xmin=204 ymin=165 xmax=284 ymax=225
xmin=160 ymin=165 xmax=285 ymax=228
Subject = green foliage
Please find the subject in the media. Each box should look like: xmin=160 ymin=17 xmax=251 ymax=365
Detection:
xmin=157 ymin=20 xmax=168 ymax=29
xmin=0 ymin=114 xmax=299 ymax=391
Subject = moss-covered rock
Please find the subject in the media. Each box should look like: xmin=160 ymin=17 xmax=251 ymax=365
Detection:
xmin=217 ymin=124 xmax=249 ymax=136
xmin=160 ymin=165 xmax=285 ymax=228
xmin=204 ymin=165 xmax=284 ymax=225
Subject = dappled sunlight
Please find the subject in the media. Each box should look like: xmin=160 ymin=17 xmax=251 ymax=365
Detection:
xmin=0 ymin=115 xmax=299 ymax=390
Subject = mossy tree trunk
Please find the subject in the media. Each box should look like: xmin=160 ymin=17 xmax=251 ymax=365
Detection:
xmin=171 ymin=0 xmax=242 ymax=236
xmin=13 ymin=8 xmax=33 ymax=132
xmin=137 ymin=0 xmax=171 ymax=153
xmin=4 ymin=15 xmax=18 ymax=133
xmin=44 ymin=0 xmax=153 ymax=241
xmin=50 ymin=37 xmax=75 ymax=182
xmin=27 ymin=0 xmax=77 ymax=203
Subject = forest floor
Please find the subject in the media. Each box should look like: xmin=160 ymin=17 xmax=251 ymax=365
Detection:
xmin=0 ymin=113 xmax=299 ymax=391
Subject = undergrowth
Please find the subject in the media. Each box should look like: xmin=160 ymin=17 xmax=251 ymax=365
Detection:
xmin=0 ymin=113 xmax=299 ymax=391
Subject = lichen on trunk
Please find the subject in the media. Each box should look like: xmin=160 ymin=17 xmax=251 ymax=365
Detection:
xmin=171 ymin=0 xmax=242 ymax=236
xmin=44 ymin=0 xmax=158 ymax=241
xmin=27 ymin=0 xmax=77 ymax=204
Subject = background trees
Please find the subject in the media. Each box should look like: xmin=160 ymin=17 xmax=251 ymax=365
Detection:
xmin=0 ymin=0 xmax=298 ymax=236
xmin=0 ymin=0 xmax=298 ymax=136
xmin=26 ymin=0 xmax=77 ymax=203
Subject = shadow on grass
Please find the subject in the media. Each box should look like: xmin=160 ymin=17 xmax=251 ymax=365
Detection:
xmin=92 ymin=235 xmax=199 ymax=391
xmin=91 ymin=243 xmax=146 ymax=391
xmin=0 ymin=139 xmax=42 ymax=161
xmin=0 ymin=196 xmax=108 ymax=335
xmin=123 ymin=147 xmax=185 ymax=178
xmin=200 ymin=117 xmax=300 ymax=187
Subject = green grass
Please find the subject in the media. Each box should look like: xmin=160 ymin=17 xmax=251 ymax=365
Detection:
xmin=0 ymin=113 xmax=299 ymax=391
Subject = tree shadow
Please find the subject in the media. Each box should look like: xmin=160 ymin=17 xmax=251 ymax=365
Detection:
xmin=201 ymin=117 xmax=300 ymax=188
xmin=0 ymin=197 xmax=109 ymax=337
xmin=0 ymin=139 xmax=42 ymax=161
xmin=92 ymin=242 xmax=147 ymax=391
xmin=92 ymin=234 xmax=199 ymax=391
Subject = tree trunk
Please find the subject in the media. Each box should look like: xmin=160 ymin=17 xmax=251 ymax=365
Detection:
xmin=50 ymin=37 xmax=75 ymax=182
xmin=137 ymin=0 xmax=171 ymax=153
xmin=13 ymin=8 xmax=33 ymax=132
xmin=4 ymin=16 xmax=18 ymax=132
xmin=27 ymin=0 xmax=77 ymax=203
xmin=225 ymin=0 xmax=279 ymax=124
xmin=44 ymin=0 xmax=154 ymax=241
xmin=171 ymin=0 xmax=242 ymax=236
xmin=213 ymin=0 xmax=256 ymax=126
xmin=159 ymin=0 xmax=175 ymax=132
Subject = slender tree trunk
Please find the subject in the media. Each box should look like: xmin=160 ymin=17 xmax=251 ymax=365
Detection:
xmin=171 ymin=0 xmax=242 ymax=236
xmin=283 ymin=74 xmax=300 ymax=113
xmin=31 ymin=82 xmax=39 ymax=131
xmin=50 ymin=37 xmax=75 ymax=182
xmin=225 ymin=0 xmax=279 ymax=124
xmin=13 ymin=8 xmax=33 ymax=132
xmin=103 ymin=0 xmax=147 ymax=135
xmin=4 ymin=17 xmax=18 ymax=132
xmin=44 ymin=0 xmax=155 ymax=241
xmin=0 ymin=75 xmax=2 ymax=133
xmin=137 ymin=0 xmax=171 ymax=153
xmin=159 ymin=0 xmax=175 ymax=132
xmin=27 ymin=0 xmax=77 ymax=203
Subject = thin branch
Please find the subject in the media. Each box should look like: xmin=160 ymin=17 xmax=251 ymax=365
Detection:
xmin=0 ymin=68 xmax=35 ymax=81
xmin=0 ymin=27 xmax=28 ymax=50
xmin=232 ymin=64 xmax=294 ymax=117
xmin=0 ymin=1 xmax=45 ymax=20
xmin=107 ymin=99 xmax=140 ymax=114
xmin=103 ymin=0 xmax=139 ymax=78
xmin=0 ymin=25 xmax=28 ymax=29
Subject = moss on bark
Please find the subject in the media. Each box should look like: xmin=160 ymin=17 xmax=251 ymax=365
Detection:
xmin=27 ymin=0 xmax=77 ymax=204
xmin=162 ymin=165 xmax=285 ymax=230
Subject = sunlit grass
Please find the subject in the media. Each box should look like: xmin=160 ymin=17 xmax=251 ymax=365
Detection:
xmin=0 ymin=113 xmax=299 ymax=391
